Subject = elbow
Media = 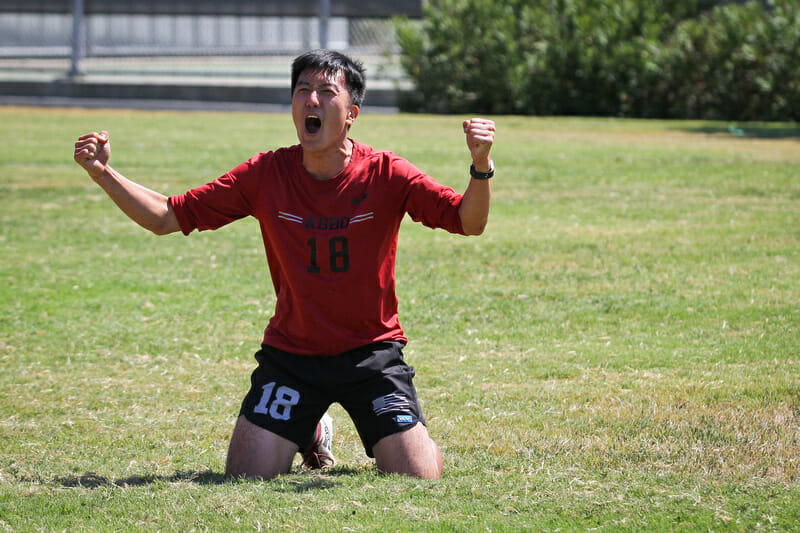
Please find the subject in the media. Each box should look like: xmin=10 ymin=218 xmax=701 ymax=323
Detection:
xmin=458 ymin=200 xmax=491 ymax=236
xmin=462 ymin=218 xmax=488 ymax=236
xmin=148 ymin=207 xmax=180 ymax=236
xmin=151 ymin=225 xmax=172 ymax=236
xmin=147 ymin=218 xmax=180 ymax=236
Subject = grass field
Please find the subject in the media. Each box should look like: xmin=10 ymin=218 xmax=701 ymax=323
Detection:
xmin=1 ymin=106 xmax=799 ymax=531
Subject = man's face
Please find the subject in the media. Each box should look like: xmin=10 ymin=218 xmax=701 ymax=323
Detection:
xmin=292 ymin=69 xmax=358 ymax=154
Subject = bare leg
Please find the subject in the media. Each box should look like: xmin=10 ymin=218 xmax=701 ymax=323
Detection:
xmin=225 ymin=415 xmax=299 ymax=479
xmin=372 ymin=423 xmax=443 ymax=480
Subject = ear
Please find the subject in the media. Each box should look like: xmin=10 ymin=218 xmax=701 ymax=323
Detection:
xmin=346 ymin=105 xmax=360 ymax=126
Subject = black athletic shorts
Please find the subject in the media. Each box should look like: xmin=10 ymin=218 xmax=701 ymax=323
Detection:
xmin=239 ymin=340 xmax=426 ymax=458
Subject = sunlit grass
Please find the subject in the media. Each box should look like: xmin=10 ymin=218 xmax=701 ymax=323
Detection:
xmin=1 ymin=107 xmax=799 ymax=530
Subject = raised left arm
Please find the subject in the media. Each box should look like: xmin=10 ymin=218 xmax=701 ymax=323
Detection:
xmin=459 ymin=118 xmax=496 ymax=235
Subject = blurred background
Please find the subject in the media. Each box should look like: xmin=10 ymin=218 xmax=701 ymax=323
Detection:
xmin=0 ymin=0 xmax=797 ymax=118
xmin=0 ymin=0 xmax=419 ymax=108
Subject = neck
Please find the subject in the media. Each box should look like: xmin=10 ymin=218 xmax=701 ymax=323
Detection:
xmin=303 ymin=138 xmax=353 ymax=181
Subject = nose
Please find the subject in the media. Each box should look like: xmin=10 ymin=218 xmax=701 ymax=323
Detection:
xmin=307 ymin=89 xmax=320 ymax=107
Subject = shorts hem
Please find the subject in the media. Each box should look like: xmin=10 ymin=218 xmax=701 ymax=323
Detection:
xmin=239 ymin=411 xmax=308 ymax=450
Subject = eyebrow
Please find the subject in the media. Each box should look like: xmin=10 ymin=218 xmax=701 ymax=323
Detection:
xmin=296 ymin=81 xmax=338 ymax=90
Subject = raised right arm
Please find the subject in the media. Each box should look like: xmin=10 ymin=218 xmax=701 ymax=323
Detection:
xmin=74 ymin=131 xmax=180 ymax=235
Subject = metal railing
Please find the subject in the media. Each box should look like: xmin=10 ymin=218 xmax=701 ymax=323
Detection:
xmin=0 ymin=0 xmax=422 ymax=76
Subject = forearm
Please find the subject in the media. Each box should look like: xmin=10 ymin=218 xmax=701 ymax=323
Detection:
xmin=459 ymin=119 xmax=495 ymax=235
xmin=459 ymin=174 xmax=491 ymax=236
xmin=93 ymin=165 xmax=179 ymax=235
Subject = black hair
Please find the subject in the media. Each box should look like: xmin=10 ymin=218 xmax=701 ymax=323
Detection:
xmin=291 ymin=49 xmax=366 ymax=107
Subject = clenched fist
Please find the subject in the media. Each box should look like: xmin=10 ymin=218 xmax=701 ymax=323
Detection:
xmin=74 ymin=131 xmax=111 ymax=180
xmin=462 ymin=118 xmax=495 ymax=171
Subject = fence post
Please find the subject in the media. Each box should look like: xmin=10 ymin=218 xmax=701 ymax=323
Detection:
xmin=319 ymin=0 xmax=330 ymax=49
xmin=68 ymin=0 xmax=86 ymax=77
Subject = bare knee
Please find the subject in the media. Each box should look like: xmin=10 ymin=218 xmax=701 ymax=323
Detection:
xmin=373 ymin=423 xmax=443 ymax=480
xmin=225 ymin=416 xmax=298 ymax=479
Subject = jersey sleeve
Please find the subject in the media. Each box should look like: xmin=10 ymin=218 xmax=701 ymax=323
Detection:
xmin=169 ymin=155 xmax=263 ymax=235
xmin=392 ymin=156 xmax=466 ymax=235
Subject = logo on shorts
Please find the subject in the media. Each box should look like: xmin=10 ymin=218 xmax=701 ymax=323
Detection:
xmin=372 ymin=393 xmax=412 ymax=416
xmin=396 ymin=415 xmax=414 ymax=424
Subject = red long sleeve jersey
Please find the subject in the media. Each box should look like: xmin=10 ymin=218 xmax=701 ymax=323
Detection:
xmin=169 ymin=141 xmax=466 ymax=356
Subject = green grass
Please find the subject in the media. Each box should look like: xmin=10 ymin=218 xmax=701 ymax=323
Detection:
xmin=1 ymin=107 xmax=799 ymax=531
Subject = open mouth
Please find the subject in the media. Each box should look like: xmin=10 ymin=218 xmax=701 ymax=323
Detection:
xmin=305 ymin=114 xmax=322 ymax=135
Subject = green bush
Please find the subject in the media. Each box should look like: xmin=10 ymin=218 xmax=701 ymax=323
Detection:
xmin=520 ymin=0 xmax=712 ymax=116
xmin=395 ymin=0 xmax=534 ymax=114
xmin=395 ymin=0 xmax=800 ymax=120
xmin=652 ymin=0 xmax=800 ymax=120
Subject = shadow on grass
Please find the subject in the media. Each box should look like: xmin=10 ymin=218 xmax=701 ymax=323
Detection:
xmin=55 ymin=466 xmax=365 ymax=490
xmin=677 ymin=124 xmax=800 ymax=139
xmin=55 ymin=470 xmax=226 ymax=488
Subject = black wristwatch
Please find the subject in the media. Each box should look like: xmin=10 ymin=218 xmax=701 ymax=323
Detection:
xmin=470 ymin=161 xmax=494 ymax=180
